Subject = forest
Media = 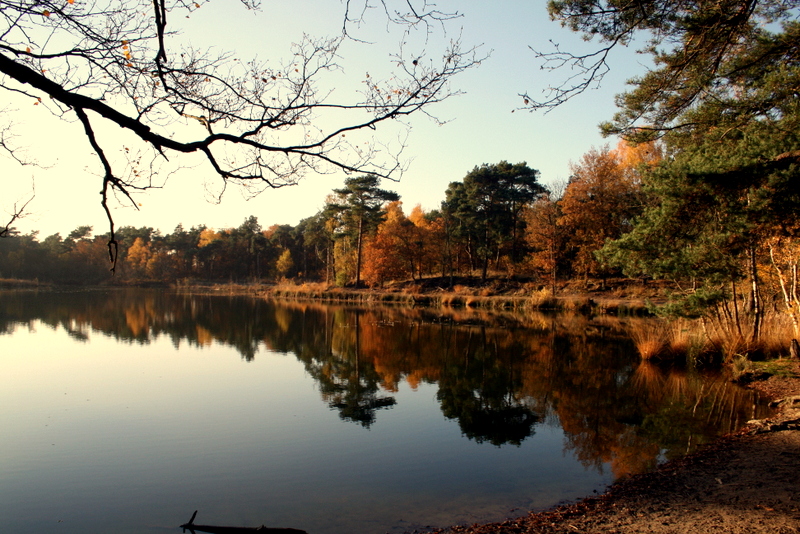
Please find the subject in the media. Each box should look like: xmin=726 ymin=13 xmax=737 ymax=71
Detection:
xmin=0 ymin=147 xmax=652 ymax=289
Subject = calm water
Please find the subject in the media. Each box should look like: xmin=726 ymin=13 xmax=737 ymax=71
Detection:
xmin=0 ymin=290 xmax=770 ymax=534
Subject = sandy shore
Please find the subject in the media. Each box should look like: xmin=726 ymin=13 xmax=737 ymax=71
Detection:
xmin=431 ymin=367 xmax=800 ymax=534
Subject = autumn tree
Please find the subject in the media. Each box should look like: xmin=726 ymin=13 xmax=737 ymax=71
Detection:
xmin=352 ymin=201 xmax=445 ymax=286
xmin=125 ymin=237 xmax=153 ymax=279
xmin=407 ymin=204 xmax=442 ymax=278
xmin=765 ymin=233 xmax=800 ymax=338
xmin=326 ymin=175 xmax=399 ymax=287
xmin=0 ymin=0 xmax=480 ymax=267
xmin=193 ymin=216 xmax=273 ymax=281
xmin=559 ymin=144 xmax=648 ymax=282
xmin=276 ymin=249 xmax=294 ymax=279
xmin=524 ymin=182 xmax=566 ymax=293
xmin=265 ymin=224 xmax=307 ymax=279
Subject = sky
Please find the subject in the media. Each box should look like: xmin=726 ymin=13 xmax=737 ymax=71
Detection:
xmin=2 ymin=1 xmax=650 ymax=238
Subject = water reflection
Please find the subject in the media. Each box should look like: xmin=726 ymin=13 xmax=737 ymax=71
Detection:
xmin=303 ymin=312 xmax=397 ymax=427
xmin=0 ymin=289 xmax=769 ymax=474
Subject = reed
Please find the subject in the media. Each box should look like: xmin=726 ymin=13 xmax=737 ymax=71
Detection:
xmin=756 ymin=312 xmax=796 ymax=359
xmin=528 ymin=288 xmax=558 ymax=309
xmin=730 ymin=354 xmax=753 ymax=382
xmin=665 ymin=319 xmax=700 ymax=358
xmin=626 ymin=318 xmax=669 ymax=360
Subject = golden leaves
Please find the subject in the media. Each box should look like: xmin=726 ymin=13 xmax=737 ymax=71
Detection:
xmin=121 ymin=41 xmax=133 ymax=62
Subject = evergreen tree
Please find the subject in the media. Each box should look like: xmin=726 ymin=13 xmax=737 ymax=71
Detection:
xmin=442 ymin=161 xmax=545 ymax=281
xmin=326 ymin=176 xmax=400 ymax=287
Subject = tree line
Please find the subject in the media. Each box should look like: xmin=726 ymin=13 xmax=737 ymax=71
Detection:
xmin=0 ymin=146 xmax=659 ymax=288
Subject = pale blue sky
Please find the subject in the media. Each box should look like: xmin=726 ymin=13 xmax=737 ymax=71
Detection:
xmin=3 ymin=1 xmax=649 ymax=238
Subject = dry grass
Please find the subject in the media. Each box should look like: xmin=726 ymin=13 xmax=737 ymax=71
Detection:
xmin=730 ymin=354 xmax=753 ymax=381
xmin=400 ymin=284 xmax=423 ymax=295
xmin=438 ymin=292 xmax=467 ymax=307
xmin=478 ymin=287 xmax=495 ymax=297
xmin=697 ymin=310 xmax=795 ymax=362
xmin=560 ymin=295 xmax=593 ymax=312
xmin=528 ymin=288 xmax=558 ymax=309
xmin=639 ymin=311 xmax=799 ymax=364
xmin=665 ymin=319 xmax=710 ymax=360
xmin=756 ymin=313 xmax=796 ymax=358
xmin=273 ymin=281 xmax=329 ymax=293
xmin=626 ymin=319 xmax=669 ymax=360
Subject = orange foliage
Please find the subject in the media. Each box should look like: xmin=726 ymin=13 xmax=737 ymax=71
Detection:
xmin=361 ymin=201 xmax=438 ymax=285
xmin=559 ymin=144 xmax=647 ymax=277
xmin=198 ymin=228 xmax=221 ymax=247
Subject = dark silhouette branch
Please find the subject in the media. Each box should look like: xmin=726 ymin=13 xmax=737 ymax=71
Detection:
xmin=1 ymin=185 xmax=34 ymax=238
xmin=0 ymin=0 xmax=480 ymax=267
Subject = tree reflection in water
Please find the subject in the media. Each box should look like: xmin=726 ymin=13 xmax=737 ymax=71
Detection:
xmin=0 ymin=289 xmax=771 ymax=477
xmin=302 ymin=311 xmax=397 ymax=427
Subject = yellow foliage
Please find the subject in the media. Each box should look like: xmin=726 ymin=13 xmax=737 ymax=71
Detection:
xmin=198 ymin=228 xmax=221 ymax=247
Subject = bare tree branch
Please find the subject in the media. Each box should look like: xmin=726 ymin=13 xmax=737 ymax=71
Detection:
xmin=1 ymin=181 xmax=34 ymax=238
xmin=0 ymin=0 xmax=480 ymax=266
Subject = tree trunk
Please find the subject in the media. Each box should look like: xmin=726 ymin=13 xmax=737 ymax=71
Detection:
xmin=731 ymin=278 xmax=743 ymax=340
xmin=748 ymin=246 xmax=762 ymax=343
xmin=768 ymin=243 xmax=800 ymax=338
xmin=355 ymin=217 xmax=363 ymax=288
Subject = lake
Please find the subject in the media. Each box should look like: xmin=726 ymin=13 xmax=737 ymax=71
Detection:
xmin=0 ymin=289 xmax=771 ymax=534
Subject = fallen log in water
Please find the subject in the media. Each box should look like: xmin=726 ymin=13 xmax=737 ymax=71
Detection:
xmin=181 ymin=511 xmax=309 ymax=534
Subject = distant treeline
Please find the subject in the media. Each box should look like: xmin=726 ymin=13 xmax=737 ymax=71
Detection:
xmin=0 ymin=151 xmax=651 ymax=288
xmin=3 ymin=137 xmax=800 ymax=354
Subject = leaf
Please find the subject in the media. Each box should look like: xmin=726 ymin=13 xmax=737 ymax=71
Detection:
xmin=25 ymin=46 xmax=31 ymax=53
xmin=67 ymin=0 xmax=74 ymax=4
xmin=42 ymin=9 xmax=51 ymax=16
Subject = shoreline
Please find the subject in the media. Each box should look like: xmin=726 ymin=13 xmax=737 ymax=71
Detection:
xmin=430 ymin=373 xmax=800 ymax=534
xmin=0 ymin=277 xmax=661 ymax=314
